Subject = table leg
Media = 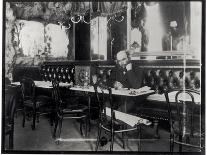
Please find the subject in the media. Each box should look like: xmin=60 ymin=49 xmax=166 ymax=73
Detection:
xmin=153 ymin=120 xmax=160 ymax=139
xmin=182 ymin=101 xmax=186 ymax=137
xmin=88 ymin=95 xmax=91 ymax=132
xmin=124 ymin=97 xmax=127 ymax=113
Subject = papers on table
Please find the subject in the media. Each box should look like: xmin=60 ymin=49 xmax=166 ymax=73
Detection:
xmin=128 ymin=86 xmax=151 ymax=95
xmin=105 ymin=107 xmax=151 ymax=127
xmin=11 ymin=82 xmax=21 ymax=86
xmin=70 ymin=86 xmax=154 ymax=97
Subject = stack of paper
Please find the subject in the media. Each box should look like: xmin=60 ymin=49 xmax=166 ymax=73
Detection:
xmin=104 ymin=107 xmax=151 ymax=127
xmin=131 ymin=86 xmax=151 ymax=93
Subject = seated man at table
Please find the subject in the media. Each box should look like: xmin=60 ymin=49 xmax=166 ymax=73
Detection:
xmin=107 ymin=50 xmax=144 ymax=111
xmin=108 ymin=50 xmax=142 ymax=89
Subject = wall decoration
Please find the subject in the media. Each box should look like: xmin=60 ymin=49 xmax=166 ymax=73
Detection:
xmin=5 ymin=2 xmax=16 ymax=80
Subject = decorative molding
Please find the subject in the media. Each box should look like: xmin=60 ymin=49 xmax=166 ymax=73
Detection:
xmin=131 ymin=50 xmax=196 ymax=56
xmin=138 ymin=66 xmax=200 ymax=69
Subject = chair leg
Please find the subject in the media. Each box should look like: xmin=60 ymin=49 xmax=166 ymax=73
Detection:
xmin=36 ymin=112 xmax=40 ymax=123
xmin=79 ymin=117 xmax=88 ymax=137
xmin=85 ymin=117 xmax=88 ymax=137
xmin=80 ymin=119 xmax=83 ymax=136
xmin=22 ymin=107 xmax=26 ymax=128
xmin=137 ymin=125 xmax=141 ymax=151
xmin=122 ymin=132 xmax=125 ymax=149
xmin=15 ymin=111 xmax=18 ymax=118
xmin=31 ymin=109 xmax=36 ymax=130
xmin=95 ymin=124 xmax=102 ymax=151
xmin=186 ymin=136 xmax=190 ymax=144
xmin=171 ymin=136 xmax=174 ymax=152
xmin=53 ymin=116 xmax=59 ymax=138
xmin=170 ymin=133 xmax=174 ymax=152
xmin=178 ymin=135 xmax=182 ymax=152
xmin=9 ymin=123 xmax=14 ymax=150
xmin=110 ymin=131 xmax=114 ymax=151
xmin=88 ymin=97 xmax=91 ymax=132
xmin=49 ymin=110 xmax=54 ymax=126
xmin=56 ymin=117 xmax=63 ymax=145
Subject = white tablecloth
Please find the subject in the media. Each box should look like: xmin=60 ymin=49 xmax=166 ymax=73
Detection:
xmin=11 ymin=81 xmax=72 ymax=89
xmin=147 ymin=91 xmax=200 ymax=104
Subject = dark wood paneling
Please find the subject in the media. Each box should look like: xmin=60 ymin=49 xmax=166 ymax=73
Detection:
xmin=12 ymin=66 xmax=42 ymax=82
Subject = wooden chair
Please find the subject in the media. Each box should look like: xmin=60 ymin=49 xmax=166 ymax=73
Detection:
xmin=52 ymin=80 xmax=89 ymax=144
xmin=20 ymin=77 xmax=52 ymax=130
xmin=4 ymin=86 xmax=18 ymax=150
xmin=164 ymin=88 xmax=203 ymax=152
xmin=94 ymin=85 xmax=151 ymax=151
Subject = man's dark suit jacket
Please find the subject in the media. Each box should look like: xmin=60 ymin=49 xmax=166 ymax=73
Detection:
xmin=107 ymin=64 xmax=143 ymax=89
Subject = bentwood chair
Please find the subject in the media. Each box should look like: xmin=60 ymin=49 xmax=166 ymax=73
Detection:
xmin=20 ymin=77 xmax=52 ymax=130
xmin=164 ymin=89 xmax=204 ymax=152
xmin=4 ymin=86 xmax=18 ymax=149
xmin=52 ymin=80 xmax=89 ymax=144
xmin=94 ymin=85 xmax=151 ymax=151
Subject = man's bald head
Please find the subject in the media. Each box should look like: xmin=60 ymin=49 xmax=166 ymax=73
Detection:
xmin=116 ymin=50 xmax=128 ymax=61
xmin=116 ymin=50 xmax=129 ymax=69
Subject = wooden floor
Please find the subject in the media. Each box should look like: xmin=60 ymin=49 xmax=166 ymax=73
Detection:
xmin=3 ymin=113 xmax=202 ymax=153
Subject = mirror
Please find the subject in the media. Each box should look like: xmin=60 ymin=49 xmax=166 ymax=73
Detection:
xmin=90 ymin=16 xmax=107 ymax=60
xmin=131 ymin=2 xmax=190 ymax=52
xmin=130 ymin=1 xmax=201 ymax=60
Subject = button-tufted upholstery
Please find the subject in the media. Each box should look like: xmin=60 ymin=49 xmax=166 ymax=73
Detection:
xmin=40 ymin=65 xmax=75 ymax=84
xmin=140 ymin=69 xmax=200 ymax=102
xmin=91 ymin=67 xmax=200 ymax=93
xmin=142 ymin=69 xmax=200 ymax=92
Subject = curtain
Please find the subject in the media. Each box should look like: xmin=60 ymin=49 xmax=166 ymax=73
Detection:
xmin=10 ymin=2 xmax=127 ymax=22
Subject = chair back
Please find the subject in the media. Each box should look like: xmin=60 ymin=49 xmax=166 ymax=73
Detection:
xmin=5 ymin=87 xmax=18 ymax=125
xmin=52 ymin=80 xmax=63 ymax=111
xmin=94 ymin=85 xmax=105 ymax=119
xmin=4 ymin=87 xmax=18 ymax=150
xmin=164 ymin=89 xmax=201 ymax=137
xmin=20 ymin=78 xmax=35 ymax=102
xmin=93 ymin=85 xmax=116 ymax=126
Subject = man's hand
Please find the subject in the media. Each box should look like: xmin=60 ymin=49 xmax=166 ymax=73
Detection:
xmin=126 ymin=63 xmax=132 ymax=71
xmin=114 ymin=81 xmax=123 ymax=90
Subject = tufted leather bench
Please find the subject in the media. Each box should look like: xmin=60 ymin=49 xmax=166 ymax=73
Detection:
xmin=134 ymin=67 xmax=200 ymax=138
xmin=139 ymin=68 xmax=200 ymax=113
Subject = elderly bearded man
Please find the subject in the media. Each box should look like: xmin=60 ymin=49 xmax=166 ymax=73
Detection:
xmin=107 ymin=50 xmax=144 ymax=112
xmin=108 ymin=50 xmax=143 ymax=89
